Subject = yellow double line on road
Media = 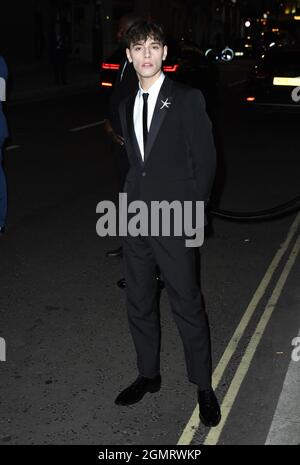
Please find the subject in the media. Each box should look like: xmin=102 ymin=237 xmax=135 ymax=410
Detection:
xmin=178 ymin=212 xmax=300 ymax=445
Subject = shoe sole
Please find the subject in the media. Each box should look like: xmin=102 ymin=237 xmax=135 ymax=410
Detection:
xmin=115 ymin=383 xmax=161 ymax=406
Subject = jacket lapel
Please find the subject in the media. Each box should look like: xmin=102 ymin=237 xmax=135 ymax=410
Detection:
xmin=144 ymin=76 xmax=174 ymax=163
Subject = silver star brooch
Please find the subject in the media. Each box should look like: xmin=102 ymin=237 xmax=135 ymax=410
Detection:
xmin=160 ymin=98 xmax=171 ymax=110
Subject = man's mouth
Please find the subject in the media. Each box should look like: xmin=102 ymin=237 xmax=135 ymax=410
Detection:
xmin=142 ymin=63 xmax=153 ymax=67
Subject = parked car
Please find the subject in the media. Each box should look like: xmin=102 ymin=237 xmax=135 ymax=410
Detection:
xmin=244 ymin=46 xmax=300 ymax=110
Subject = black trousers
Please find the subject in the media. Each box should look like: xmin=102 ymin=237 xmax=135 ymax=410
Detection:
xmin=114 ymin=143 xmax=129 ymax=193
xmin=122 ymin=234 xmax=212 ymax=389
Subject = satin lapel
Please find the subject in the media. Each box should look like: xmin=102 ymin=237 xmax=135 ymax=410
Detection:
xmin=126 ymin=91 xmax=144 ymax=167
xmin=144 ymin=77 xmax=174 ymax=164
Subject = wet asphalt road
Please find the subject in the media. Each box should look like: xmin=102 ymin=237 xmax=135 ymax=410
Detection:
xmin=1 ymin=64 xmax=300 ymax=445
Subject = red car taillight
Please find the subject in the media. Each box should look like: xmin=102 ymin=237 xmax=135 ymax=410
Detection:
xmin=101 ymin=63 xmax=120 ymax=70
xmin=163 ymin=64 xmax=179 ymax=72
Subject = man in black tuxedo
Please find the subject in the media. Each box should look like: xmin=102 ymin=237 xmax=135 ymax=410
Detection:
xmin=114 ymin=21 xmax=221 ymax=427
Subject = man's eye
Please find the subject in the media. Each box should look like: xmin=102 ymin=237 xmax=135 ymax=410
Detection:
xmin=152 ymin=46 xmax=159 ymax=49
xmin=134 ymin=46 xmax=141 ymax=51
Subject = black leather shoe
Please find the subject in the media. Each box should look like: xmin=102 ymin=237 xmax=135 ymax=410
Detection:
xmin=0 ymin=226 xmax=5 ymax=235
xmin=198 ymin=388 xmax=221 ymax=427
xmin=117 ymin=277 xmax=126 ymax=289
xmin=106 ymin=246 xmax=123 ymax=258
xmin=115 ymin=374 xmax=161 ymax=406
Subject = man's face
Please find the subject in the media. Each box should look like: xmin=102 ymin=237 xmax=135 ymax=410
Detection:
xmin=126 ymin=36 xmax=167 ymax=82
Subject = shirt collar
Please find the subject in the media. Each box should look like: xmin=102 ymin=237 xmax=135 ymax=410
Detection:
xmin=138 ymin=72 xmax=165 ymax=98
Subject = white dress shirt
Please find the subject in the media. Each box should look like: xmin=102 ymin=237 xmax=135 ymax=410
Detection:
xmin=133 ymin=72 xmax=165 ymax=160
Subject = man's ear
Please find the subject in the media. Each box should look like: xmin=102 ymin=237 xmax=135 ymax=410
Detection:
xmin=126 ymin=48 xmax=132 ymax=63
xmin=162 ymin=45 xmax=168 ymax=61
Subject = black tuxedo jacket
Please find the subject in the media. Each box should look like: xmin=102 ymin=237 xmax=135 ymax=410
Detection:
xmin=109 ymin=57 xmax=138 ymax=135
xmin=118 ymin=75 xmax=216 ymax=228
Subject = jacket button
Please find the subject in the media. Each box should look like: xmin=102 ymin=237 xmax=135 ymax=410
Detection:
xmin=142 ymin=171 xmax=146 ymax=177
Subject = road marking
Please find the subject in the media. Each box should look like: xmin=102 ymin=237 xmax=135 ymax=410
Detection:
xmin=265 ymin=326 xmax=300 ymax=445
xmin=5 ymin=145 xmax=20 ymax=151
xmin=204 ymin=233 xmax=300 ymax=445
xmin=69 ymin=120 xmax=106 ymax=132
xmin=177 ymin=212 xmax=300 ymax=445
xmin=228 ymin=79 xmax=247 ymax=87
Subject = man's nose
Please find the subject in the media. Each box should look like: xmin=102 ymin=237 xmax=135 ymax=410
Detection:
xmin=143 ymin=47 xmax=150 ymax=58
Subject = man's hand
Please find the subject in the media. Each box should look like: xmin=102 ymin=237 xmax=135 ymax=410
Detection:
xmin=103 ymin=119 xmax=124 ymax=146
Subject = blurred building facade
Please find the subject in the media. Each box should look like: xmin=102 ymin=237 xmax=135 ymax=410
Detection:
xmin=0 ymin=0 xmax=299 ymax=67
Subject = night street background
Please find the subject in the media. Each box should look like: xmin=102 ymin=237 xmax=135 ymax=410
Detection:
xmin=0 ymin=56 xmax=299 ymax=445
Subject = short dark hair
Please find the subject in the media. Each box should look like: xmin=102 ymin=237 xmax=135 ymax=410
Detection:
xmin=125 ymin=21 xmax=166 ymax=48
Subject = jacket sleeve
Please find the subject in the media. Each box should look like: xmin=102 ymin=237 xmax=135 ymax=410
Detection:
xmin=184 ymin=88 xmax=216 ymax=204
